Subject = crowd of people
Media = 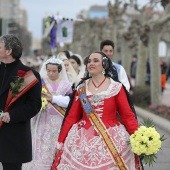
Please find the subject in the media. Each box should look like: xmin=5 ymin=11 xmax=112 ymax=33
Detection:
xmin=0 ymin=34 xmax=146 ymax=170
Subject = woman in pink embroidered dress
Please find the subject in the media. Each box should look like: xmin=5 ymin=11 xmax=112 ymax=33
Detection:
xmin=23 ymin=57 xmax=72 ymax=170
xmin=53 ymin=52 xmax=143 ymax=170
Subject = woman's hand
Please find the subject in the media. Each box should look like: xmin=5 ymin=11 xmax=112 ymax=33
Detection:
xmin=54 ymin=148 xmax=59 ymax=159
xmin=54 ymin=142 xmax=63 ymax=159
xmin=42 ymin=92 xmax=52 ymax=102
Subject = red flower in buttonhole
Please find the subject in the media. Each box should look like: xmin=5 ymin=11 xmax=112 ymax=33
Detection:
xmin=17 ymin=70 xmax=26 ymax=77
xmin=10 ymin=70 xmax=27 ymax=97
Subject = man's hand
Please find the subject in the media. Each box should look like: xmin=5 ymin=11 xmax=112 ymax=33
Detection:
xmin=0 ymin=112 xmax=10 ymax=123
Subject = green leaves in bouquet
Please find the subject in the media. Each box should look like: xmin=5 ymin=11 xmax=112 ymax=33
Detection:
xmin=140 ymin=154 xmax=157 ymax=167
xmin=140 ymin=118 xmax=155 ymax=127
xmin=10 ymin=76 xmax=24 ymax=97
xmin=160 ymin=134 xmax=167 ymax=142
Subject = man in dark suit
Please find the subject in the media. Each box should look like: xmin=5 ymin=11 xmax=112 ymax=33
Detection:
xmin=0 ymin=34 xmax=42 ymax=170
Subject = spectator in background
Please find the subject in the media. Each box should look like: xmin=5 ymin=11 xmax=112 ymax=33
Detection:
xmin=166 ymin=62 xmax=170 ymax=81
xmin=130 ymin=54 xmax=137 ymax=87
xmin=69 ymin=54 xmax=85 ymax=86
xmin=160 ymin=58 xmax=167 ymax=74
xmin=63 ymin=50 xmax=73 ymax=59
xmin=160 ymin=58 xmax=167 ymax=93
xmin=100 ymin=40 xmax=130 ymax=92
xmin=161 ymin=69 xmax=167 ymax=93
xmin=57 ymin=52 xmax=77 ymax=85
xmin=145 ymin=58 xmax=151 ymax=85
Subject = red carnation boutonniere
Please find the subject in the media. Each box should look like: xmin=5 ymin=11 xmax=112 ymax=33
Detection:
xmin=10 ymin=70 xmax=27 ymax=97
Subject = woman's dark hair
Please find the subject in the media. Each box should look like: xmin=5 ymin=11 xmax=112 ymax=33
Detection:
xmin=46 ymin=63 xmax=62 ymax=73
xmin=63 ymin=50 xmax=71 ymax=59
xmin=0 ymin=34 xmax=23 ymax=59
xmin=83 ymin=56 xmax=89 ymax=65
xmin=70 ymin=55 xmax=81 ymax=66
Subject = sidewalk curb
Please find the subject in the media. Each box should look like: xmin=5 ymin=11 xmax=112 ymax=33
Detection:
xmin=135 ymin=106 xmax=170 ymax=134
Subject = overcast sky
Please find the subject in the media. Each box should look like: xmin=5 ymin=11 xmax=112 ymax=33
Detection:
xmin=20 ymin=0 xmax=161 ymax=39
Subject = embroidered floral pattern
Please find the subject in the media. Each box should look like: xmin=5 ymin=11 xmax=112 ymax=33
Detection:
xmin=58 ymin=124 xmax=135 ymax=169
xmin=23 ymin=104 xmax=64 ymax=170
xmin=88 ymin=95 xmax=104 ymax=117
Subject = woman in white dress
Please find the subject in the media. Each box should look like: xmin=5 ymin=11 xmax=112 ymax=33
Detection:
xmin=57 ymin=52 xmax=77 ymax=85
xmin=69 ymin=54 xmax=86 ymax=86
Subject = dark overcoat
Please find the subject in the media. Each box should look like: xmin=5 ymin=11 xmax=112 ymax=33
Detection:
xmin=0 ymin=60 xmax=42 ymax=163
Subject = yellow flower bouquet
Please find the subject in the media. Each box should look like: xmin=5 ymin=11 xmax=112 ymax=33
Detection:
xmin=130 ymin=119 xmax=166 ymax=166
xmin=41 ymin=87 xmax=48 ymax=111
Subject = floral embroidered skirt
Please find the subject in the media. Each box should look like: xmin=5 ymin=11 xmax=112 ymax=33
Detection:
xmin=57 ymin=124 xmax=140 ymax=170
xmin=23 ymin=104 xmax=64 ymax=170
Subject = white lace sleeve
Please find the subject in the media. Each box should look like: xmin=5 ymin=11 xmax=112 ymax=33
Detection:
xmin=52 ymin=95 xmax=70 ymax=108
